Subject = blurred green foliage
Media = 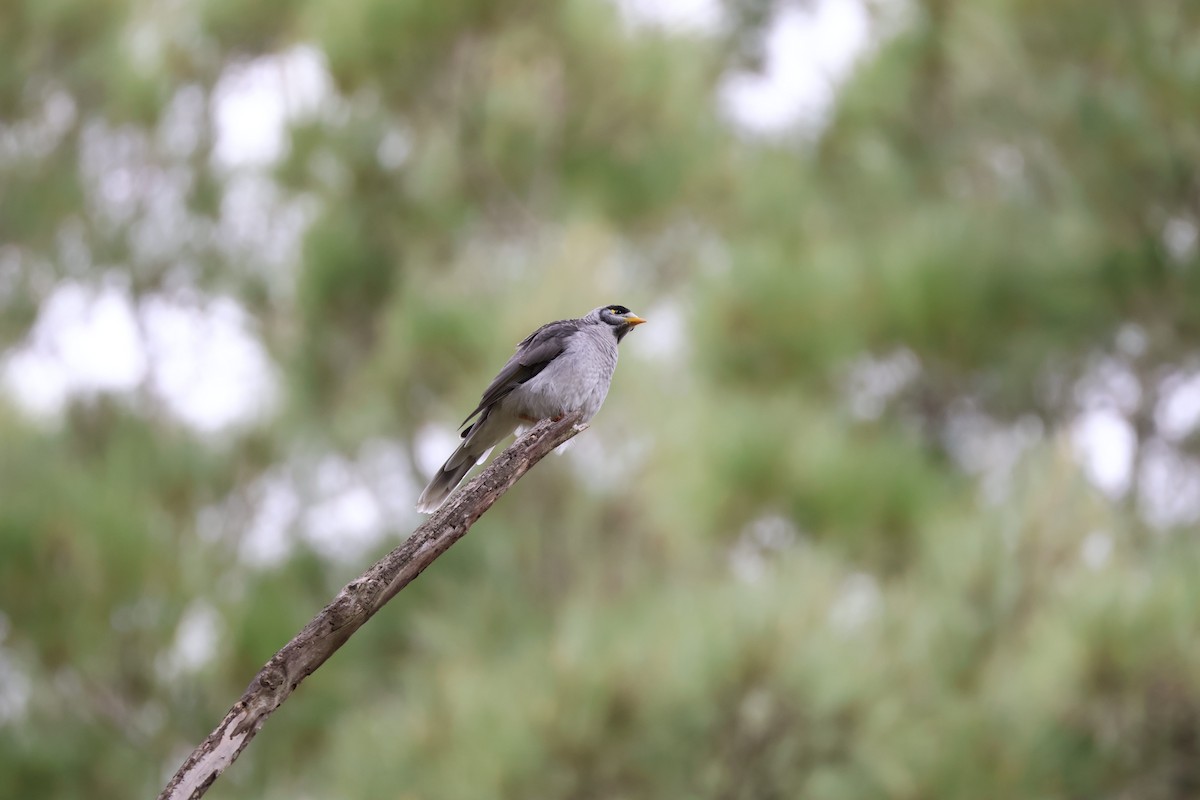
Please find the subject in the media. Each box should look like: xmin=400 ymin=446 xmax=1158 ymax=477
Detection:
xmin=2 ymin=0 xmax=1200 ymax=797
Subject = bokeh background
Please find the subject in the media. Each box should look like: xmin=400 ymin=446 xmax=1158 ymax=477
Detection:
xmin=4 ymin=0 xmax=1200 ymax=797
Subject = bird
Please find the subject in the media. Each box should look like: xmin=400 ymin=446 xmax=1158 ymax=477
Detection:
xmin=416 ymin=304 xmax=646 ymax=512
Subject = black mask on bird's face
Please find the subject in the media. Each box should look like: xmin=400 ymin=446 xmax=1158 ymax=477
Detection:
xmin=597 ymin=304 xmax=647 ymax=341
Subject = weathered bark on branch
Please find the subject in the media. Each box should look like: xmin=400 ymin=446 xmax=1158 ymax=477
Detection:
xmin=157 ymin=413 xmax=588 ymax=800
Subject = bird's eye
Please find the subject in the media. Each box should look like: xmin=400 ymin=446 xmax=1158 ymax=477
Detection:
xmin=608 ymin=305 xmax=629 ymax=314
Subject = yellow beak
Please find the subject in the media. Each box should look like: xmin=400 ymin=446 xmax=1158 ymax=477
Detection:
xmin=625 ymin=315 xmax=647 ymax=326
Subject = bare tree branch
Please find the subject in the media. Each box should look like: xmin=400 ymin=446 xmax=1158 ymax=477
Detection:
xmin=158 ymin=413 xmax=589 ymax=800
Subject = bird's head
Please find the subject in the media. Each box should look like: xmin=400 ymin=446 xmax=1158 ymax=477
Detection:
xmin=593 ymin=304 xmax=647 ymax=341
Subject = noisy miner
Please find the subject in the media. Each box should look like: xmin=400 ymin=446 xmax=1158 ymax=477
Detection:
xmin=416 ymin=304 xmax=646 ymax=512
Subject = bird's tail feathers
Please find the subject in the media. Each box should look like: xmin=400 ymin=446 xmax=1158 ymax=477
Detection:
xmin=415 ymin=439 xmax=496 ymax=513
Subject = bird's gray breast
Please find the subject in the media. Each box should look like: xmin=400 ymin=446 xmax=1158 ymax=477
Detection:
xmin=502 ymin=327 xmax=618 ymax=422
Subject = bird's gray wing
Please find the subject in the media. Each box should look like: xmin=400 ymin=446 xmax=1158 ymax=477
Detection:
xmin=458 ymin=319 xmax=580 ymax=433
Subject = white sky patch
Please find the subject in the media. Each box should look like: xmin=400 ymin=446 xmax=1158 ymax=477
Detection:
xmin=1139 ymin=439 xmax=1200 ymax=528
xmin=140 ymin=293 xmax=277 ymax=432
xmin=302 ymin=443 xmax=421 ymax=560
xmin=212 ymin=45 xmax=333 ymax=169
xmin=358 ymin=438 xmax=422 ymax=520
xmin=1163 ymin=217 xmax=1198 ymax=264
xmin=239 ymin=472 xmax=303 ymax=567
xmin=2 ymin=281 xmax=147 ymax=414
xmin=614 ymin=0 xmax=873 ymax=133
xmin=1156 ymin=369 xmax=1200 ymax=442
xmin=218 ymin=172 xmax=320 ymax=276
xmin=1071 ymin=408 xmax=1135 ymax=497
xmin=1074 ymin=357 xmax=1142 ymax=414
xmin=944 ymin=407 xmax=1044 ymax=505
xmin=302 ymin=455 xmax=386 ymax=560
xmin=416 ymin=424 xmax=463 ymax=481
xmin=1 ymin=282 xmax=276 ymax=432
xmin=157 ymin=601 xmax=222 ymax=680
xmin=238 ymin=441 xmax=419 ymax=567
xmin=719 ymin=0 xmax=871 ymax=134
xmin=304 ymin=483 xmax=385 ymax=560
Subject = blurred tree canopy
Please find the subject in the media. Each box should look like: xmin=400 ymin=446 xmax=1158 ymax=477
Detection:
xmin=2 ymin=0 xmax=1200 ymax=797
